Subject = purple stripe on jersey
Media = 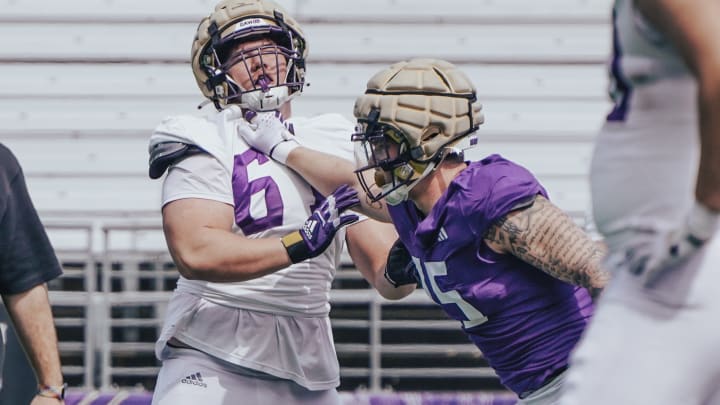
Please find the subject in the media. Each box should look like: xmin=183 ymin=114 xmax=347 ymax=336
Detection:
xmin=607 ymin=5 xmax=632 ymax=122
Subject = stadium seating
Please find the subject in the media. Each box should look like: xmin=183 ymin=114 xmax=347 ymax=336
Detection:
xmin=0 ymin=0 xmax=613 ymax=397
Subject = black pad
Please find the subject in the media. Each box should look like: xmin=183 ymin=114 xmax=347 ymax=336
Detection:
xmin=148 ymin=142 xmax=205 ymax=179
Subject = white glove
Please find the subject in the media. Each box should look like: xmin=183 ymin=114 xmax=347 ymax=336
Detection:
xmin=237 ymin=110 xmax=299 ymax=164
xmin=628 ymin=201 xmax=719 ymax=287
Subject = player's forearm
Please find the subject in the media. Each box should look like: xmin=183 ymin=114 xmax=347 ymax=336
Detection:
xmin=3 ymin=284 xmax=64 ymax=387
xmin=485 ymin=196 xmax=610 ymax=291
xmin=636 ymin=0 xmax=720 ymax=210
xmin=375 ymin=277 xmax=416 ymax=300
xmin=354 ymin=252 xmax=415 ymax=300
xmin=346 ymin=221 xmax=414 ymax=300
xmin=537 ymin=232 xmax=609 ymax=292
xmin=285 ymin=146 xmax=357 ymax=194
xmin=527 ymin=238 xmax=608 ymax=292
xmin=561 ymin=240 xmax=609 ymax=296
xmin=285 ymin=147 xmax=391 ymax=222
xmin=353 ymin=253 xmax=415 ymax=300
xmin=695 ymin=85 xmax=720 ymax=211
xmin=168 ymin=228 xmax=292 ymax=282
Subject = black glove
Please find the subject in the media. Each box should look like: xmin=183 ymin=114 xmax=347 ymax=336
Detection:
xmin=384 ymin=238 xmax=419 ymax=288
xmin=282 ymin=184 xmax=360 ymax=263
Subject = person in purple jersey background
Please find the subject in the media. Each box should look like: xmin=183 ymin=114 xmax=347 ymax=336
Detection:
xmin=237 ymin=58 xmax=609 ymax=405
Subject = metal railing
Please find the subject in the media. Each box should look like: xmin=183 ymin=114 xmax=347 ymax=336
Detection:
xmin=47 ymin=222 xmax=498 ymax=391
xmin=46 ymin=217 xmax=595 ymax=391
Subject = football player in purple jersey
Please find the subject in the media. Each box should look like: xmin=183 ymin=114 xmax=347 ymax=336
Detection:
xmin=238 ymin=58 xmax=609 ymax=404
xmin=559 ymin=1 xmax=720 ymax=404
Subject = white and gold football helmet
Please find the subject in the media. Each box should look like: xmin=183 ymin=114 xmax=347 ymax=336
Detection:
xmin=191 ymin=0 xmax=307 ymax=111
xmin=352 ymin=58 xmax=484 ymax=205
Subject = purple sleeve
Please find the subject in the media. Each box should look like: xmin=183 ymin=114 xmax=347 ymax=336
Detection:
xmin=461 ymin=157 xmax=547 ymax=236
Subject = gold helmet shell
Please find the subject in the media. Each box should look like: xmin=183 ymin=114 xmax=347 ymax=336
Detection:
xmin=354 ymin=58 xmax=483 ymax=163
xmin=191 ymin=0 xmax=308 ymax=110
xmin=352 ymin=58 xmax=484 ymax=204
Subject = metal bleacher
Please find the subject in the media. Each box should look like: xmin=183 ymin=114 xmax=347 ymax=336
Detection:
xmin=0 ymin=0 xmax=613 ymax=396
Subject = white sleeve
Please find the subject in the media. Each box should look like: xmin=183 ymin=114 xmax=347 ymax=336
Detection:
xmin=162 ymin=153 xmax=234 ymax=207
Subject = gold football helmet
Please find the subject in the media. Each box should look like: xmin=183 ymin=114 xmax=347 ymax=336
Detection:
xmin=352 ymin=58 xmax=484 ymax=205
xmin=191 ymin=0 xmax=307 ymax=111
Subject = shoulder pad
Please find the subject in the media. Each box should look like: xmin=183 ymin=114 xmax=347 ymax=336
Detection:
xmin=153 ymin=115 xmax=215 ymax=138
xmin=148 ymin=142 xmax=205 ymax=179
xmin=150 ymin=114 xmax=229 ymax=166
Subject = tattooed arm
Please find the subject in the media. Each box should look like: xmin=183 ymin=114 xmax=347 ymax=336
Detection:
xmin=484 ymin=195 xmax=609 ymax=296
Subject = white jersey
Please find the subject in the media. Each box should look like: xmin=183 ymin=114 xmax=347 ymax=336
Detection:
xmin=594 ymin=0 xmax=698 ymax=252
xmin=611 ymin=0 xmax=689 ymax=89
xmin=149 ymin=109 xmax=357 ymax=390
xmin=153 ymin=109 xmax=355 ymax=317
xmin=560 ymin=4 xmax=720 ymax=404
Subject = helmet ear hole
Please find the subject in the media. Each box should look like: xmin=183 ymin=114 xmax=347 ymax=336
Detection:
xmin=419 ymin=125 xmax=448 ymax=161
xmin=421 ymin=125 xmax=442 ymax=142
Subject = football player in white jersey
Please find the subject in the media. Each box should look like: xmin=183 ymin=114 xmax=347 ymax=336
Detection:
xmin=146 ymin=1 xmax=409 ymax=404
xmin=559 ymin=1 xmax=720 ymax=404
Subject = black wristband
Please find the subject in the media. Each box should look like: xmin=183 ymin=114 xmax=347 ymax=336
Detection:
xmin=281 ymin=231 xmax=311 ymax=263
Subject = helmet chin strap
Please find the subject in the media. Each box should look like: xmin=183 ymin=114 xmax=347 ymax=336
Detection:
xmin=382 ymin=160 xmax=439 ymax=206
xmin=239 ymin=86 xmax=296 ymax=111
xmin=381 ymin=141 xmax=467 ymax=206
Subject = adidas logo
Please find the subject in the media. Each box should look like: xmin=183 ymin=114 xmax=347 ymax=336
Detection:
xmin=303 ymin=219 xmax=318 ymax=238
xmin=437 ymin=227 xmax=448 ymax=243
xmin=181 ymin=372 xmax=208 ymax=388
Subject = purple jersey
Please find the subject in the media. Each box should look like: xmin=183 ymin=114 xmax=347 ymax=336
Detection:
xmin=388 ymin=154 xmax=594 ymax=396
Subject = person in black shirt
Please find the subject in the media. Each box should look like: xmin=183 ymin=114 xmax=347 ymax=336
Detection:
xmin=0 ymin=143 xmax=66 ymax=404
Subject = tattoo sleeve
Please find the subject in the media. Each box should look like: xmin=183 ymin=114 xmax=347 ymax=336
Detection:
xmin=484 ymin=195 xmax=609 ymax=293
